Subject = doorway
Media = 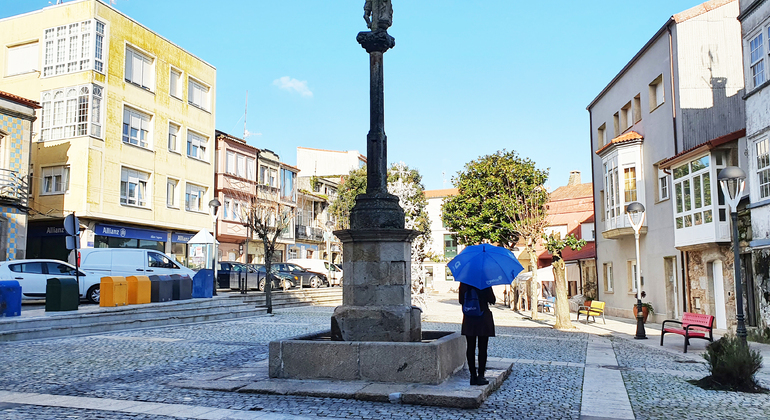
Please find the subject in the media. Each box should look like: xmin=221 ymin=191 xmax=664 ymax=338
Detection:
xmin=710 ymin=260 xmax=727 ymax=329
xmin=664 ymin=257 xmax=679 ymax=319
xmin=741 ymin=253 xmax=758 ymax=327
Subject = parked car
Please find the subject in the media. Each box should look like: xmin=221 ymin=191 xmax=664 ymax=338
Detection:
xmin=271 ymin=262 xmax=328 ymax=288
xmin=286 ymin=258 xmax=342 ymax=286
xmin=250 ymin=264 xmax=296 ymax=290
xmin=78 ymin=248 xmax=196 ymax=302
xmin=0 ymin=259 xmax=101 ymax=304
xmin=217 ymin=261 xmax=255 ymax=290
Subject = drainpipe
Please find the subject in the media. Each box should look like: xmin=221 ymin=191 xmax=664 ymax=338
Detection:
xmin=668 ymin=24 xmax=679 ymax=155
xmin=681 ymin=250 xmax=688 ymax=314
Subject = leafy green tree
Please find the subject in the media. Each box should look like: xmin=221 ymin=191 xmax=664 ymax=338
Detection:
xmin=544 ymin=233 xmax=586 ymax=330
xmin=442 ymin=150 xmax=549 ymax=248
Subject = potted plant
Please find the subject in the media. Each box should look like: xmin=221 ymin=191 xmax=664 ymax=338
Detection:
xmin=635 ymin=291 xmax=654 ymax=323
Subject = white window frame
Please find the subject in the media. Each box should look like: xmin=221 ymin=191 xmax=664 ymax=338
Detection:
xmin=658 ymin=167 xmax=670 ymax=201
xmin=223 ymin=198 xmax=231 ymax=220
xmin=39 ymin=84 xmax=102 ymax=141
xmin=603 ymin=262 xmax=613 ymax=293
xmin=125 ymin=45 xmax=154 ymax=90
xmin=187 ymin=76 xmax=210 ymax=111
xmin=6 ymin=42 xmax=39 ymax=76
xmin=237 ymin=154 xmax=246 ymax=178
xmin=168 ymin=122 xmax=180 ymax=153
xmin=169 ymin=67 xmax=182 ymax=99
xmin=603 ymin=158 xmax=620 ymax=228
xmin=186 ymin=130 xmax=208 ymax=161
xmin=226 ymin=151 xmax=236 ymax=175
xmin=167 ymin=177 xmax=179 ymax=208
xmin=627 ymin=260 xmax=638 ymax=294
xmin=749 ymin=31 xmax=766 ymax=89
xmin=673 ymin=155 xmax=714 ymax=230
xmin=42 ymin=19 xmax=105 ymax=77
xmin=623 ymin=165 xmax=637 ymax=203
xmin=185 ymin=182 xmax=207 ymax=212
xmin=40 ymin=165 xmax=70 ymax=195
xmin=120 ymin=167 xmax=150 ymax=208
xmin=122 ymin=106 xmax=152 ymax=149
xmin=580 ymin=223 xmax=595 ymax=241
xmin=246 ymin=157 xmax=256 ymax=181
xmin=756 ymin=137 xmax=770 ymax=199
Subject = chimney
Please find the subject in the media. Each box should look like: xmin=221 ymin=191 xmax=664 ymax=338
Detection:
xmin=568 ymin=171 xmax=581 ymax=186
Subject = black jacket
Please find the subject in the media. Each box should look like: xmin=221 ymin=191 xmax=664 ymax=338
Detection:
xmin=459 ymin=283 xmax=496 ymax=337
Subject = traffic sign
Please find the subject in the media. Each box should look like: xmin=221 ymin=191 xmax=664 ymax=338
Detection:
xmin=63 ymin=214 xmax=79 ymax=236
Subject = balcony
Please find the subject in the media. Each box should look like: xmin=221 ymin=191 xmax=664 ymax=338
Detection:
xmin=0 ymin=169 xmax=29 ymax=209
xmin=596 ymin=132 xmax=646 ymax=239
xmin=295 ymin=225 xmax=324 ymax=242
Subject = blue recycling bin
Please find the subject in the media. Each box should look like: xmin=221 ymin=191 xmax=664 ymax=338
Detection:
xmin=192 ymin=270 xmax=213 ymax=298
xmin=0 ymin=280 xmax=22 ymax=317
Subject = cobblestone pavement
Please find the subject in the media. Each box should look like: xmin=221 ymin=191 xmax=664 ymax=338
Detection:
xmin=1 ymin=296 xmax=769 ymax=419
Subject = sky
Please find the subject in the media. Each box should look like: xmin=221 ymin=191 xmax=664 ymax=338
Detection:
xmin=1 ymin=0 xmax=709 ymax=191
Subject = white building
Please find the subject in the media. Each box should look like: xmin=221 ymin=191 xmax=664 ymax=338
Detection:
xmin=296 ymin=147 xmax=365 ymax=178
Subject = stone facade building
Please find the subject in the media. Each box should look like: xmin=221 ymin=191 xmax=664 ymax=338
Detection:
xmin=588 ymin=0 xmax=746 ymax=325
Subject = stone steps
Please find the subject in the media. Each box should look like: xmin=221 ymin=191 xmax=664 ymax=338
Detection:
xmin=0 ymin=287 xmax=341 ymax=342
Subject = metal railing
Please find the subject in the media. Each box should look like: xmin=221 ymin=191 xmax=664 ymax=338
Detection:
xmin=0 ymin=169 xmax=28 ymax=208
xmin=295 ymin=225 xmax=324 ymax=242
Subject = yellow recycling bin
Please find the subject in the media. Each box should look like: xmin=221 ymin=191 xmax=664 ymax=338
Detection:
xmin=100 ymin=276 xmax=128 ymax=307
xmin=126 ymin=275 xmax=151 ymax=305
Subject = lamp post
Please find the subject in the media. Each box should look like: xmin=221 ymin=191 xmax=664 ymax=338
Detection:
xmin=626 ymin=201 xmax=647 ymax=340
xmin=718 ymin=166 xmax=748 ymax=344
xmin=208 ymin=198 xmax=221 ymax=297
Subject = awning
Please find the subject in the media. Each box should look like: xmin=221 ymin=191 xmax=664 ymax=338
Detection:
xmin=187 ymin=229 xmax=219 ymax=245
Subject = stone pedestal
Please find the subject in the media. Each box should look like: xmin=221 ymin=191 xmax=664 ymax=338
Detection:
xmin=332 ymin=225 xmax=421 ymax=342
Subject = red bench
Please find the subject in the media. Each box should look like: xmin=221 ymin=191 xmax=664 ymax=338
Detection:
xmin=660 ymin=312 xmax=714 ymax=353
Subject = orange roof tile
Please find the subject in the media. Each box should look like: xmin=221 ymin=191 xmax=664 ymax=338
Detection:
xmin=549 ymin=183 xmax=593 ymax=201
xmin=424 ymin=188 xmax=459 ymax=199
xmin=595 ymin=131 xmax=643 ymax=155
xmin=0 ymin=90 xmax=40 ymax=109
xmin=673 ymin=0 xmax=735 ymax=23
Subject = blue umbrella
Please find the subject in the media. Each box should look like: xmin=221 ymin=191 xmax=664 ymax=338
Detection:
xmin=447 ymin=244 xmax=524 ymax=289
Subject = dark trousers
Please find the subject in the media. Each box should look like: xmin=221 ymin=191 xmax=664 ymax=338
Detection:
xmin=466 ymin=335 xmax=489 ymax=377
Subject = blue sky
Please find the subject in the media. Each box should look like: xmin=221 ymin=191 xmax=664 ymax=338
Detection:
xmin=2 ymin=0 xmax=707 ymax=191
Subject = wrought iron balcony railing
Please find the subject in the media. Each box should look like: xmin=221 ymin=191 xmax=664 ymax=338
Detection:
xmin=0 ymin=169 xmax=29 ymax=209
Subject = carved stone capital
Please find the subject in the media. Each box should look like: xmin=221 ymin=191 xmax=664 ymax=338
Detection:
xmin=357 ymin=30 xmax=396 ymax=53
xmin=349 ymin=193 xmax=405 ymax=230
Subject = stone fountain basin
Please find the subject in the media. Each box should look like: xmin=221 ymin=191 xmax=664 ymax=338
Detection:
xmin=269 ymin=330 xmax=465 ymax=385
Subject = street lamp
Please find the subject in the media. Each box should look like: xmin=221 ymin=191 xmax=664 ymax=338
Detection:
xmin=626 ymin=201 xmax=647 ymax=340
xmin=718 ymin=166 xmax=747 ymax=344
xmin=208 ymin=198 xmax=221 ymax=297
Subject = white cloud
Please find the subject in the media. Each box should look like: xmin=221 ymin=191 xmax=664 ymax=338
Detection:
xmin=273 ymin=76 xmax=313 ymax=97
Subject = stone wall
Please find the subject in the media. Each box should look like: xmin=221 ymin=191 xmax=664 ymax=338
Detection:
xmin=686 ymin=244 xmax=736 ymax=329
xmin=753 ymin=247 xmax=770 ymax=329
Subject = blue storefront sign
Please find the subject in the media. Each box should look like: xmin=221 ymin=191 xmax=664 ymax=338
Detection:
xmin=172 ymin=233 xmax=194 ymax=243
xmin=95 ymin=224 xmax=167 ymax=241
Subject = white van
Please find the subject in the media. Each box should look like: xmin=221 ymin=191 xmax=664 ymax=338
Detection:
xmin=287 ymin=258 xmax=343 ymax=286
xmin=78 ymin=248 xmax=196 ymax=299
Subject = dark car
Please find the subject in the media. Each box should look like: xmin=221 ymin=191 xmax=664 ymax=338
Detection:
xmin=250 ymin=264 xmax=295 ymax=290
xmin=272 ymin=262 xmax=328 ymax=288
xmin=216 ymin=261 xmax=252 ymax=289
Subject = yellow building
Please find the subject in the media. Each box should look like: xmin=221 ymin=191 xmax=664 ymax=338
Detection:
xmin=0 ymin=0 xmax=216 ymax=264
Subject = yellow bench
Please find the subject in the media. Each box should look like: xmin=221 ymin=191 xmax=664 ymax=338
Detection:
xmin=577 ymin=301 xmax=605 ymax=324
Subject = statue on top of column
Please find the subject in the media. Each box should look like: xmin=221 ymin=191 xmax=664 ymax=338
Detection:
xmin=364 ymin=0 xmax=393 ymax=31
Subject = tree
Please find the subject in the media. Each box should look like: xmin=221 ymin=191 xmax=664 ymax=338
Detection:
xmin=243 ymin=187 xmax=294 ymax=314
xmin=330 ymin=163 xmax=431 ymax=291
xmin=500 ymin=185 xmax=550 ymax=319
xmin=544 ymin=233 xmax=586 ymax=330
xmin=442 ymin=150 xmax=549 ymax=248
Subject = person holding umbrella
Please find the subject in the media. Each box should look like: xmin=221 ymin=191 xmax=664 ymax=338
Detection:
xmin=449 ymin=243 xmax=524 ymax=386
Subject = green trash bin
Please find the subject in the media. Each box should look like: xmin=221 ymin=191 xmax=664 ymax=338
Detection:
xmin=46 ymin=277 xmax=79 ymax=312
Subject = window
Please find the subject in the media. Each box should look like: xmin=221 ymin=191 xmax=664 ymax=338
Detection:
xmin=604 ymin=160 xmax=620 ymax=222
xmin=658 ymin=166 xmax=670 ymax=201
xmin=673 ymin=155 xmax=712 ymax=229
xmin=120 ymin=168 xmax=149 ymax=207
xmin=185 ymin=183 xmax=206 ymax=212
xmin=188 ymin=77 xmax=209 ymax=110
xmin=623 ymin=166 xmax=637 ymax=202
xmin=247 ymin=157 xmax=256 ymax=180
xmin=166 ymin=123 xmax=179 ymax=152
xmin=649 ymin=75 xmax=665 ymax=109
xmin=633 ymin=94 xmax=642 ymax=123
xmin=627 ymin=260 xmax=638 ymax=293
xmin=226 ymin=151 xmax=236 ymax=174
xmin=41 ymin=166 xmax=69 ymax=195
xmin=444 ymin=234 xmax=458 ymax=258
xmin=281 ymin=168 xmax=295 ymax=201
xmin=42 ymin=20 xmax=105 ymax=77
xmin=39 ymin=84 xmax=102 ymax=141
xmin=603 ymin=262 xmax=613 ymax=292
xmin=756 ymin=138 xmax=770 ymax=199
xmin=580 ymin=223 xmax=595 ymax=241
xmin=613 ymin=112 xmax=620 ymax=137
xmin=544 ymin=225 xmax=568 ymax=238
xmin=166 ymin=178 xmax=178 ymax=208
xmin=186 ymin=131 xmax=208 ymax=161
xmin=621 ymin=102 xmax=632 ymax=130
xmin=125 ymin=46 xmax=154 ymax=90
xmin=6 ymin=42 xmax=39 ymax=76
xmin=169 ymin=68 xmax=181 ymax=98
xmin=237 ymin=155 xmax=246 ymax=178
xmin=597 ymin=123 xmax=606 ymax=148
xmin=260 ymin=166 xmax=277 ymax=187
xmin=223 ymin=199 xmax=231 ymax=220
xmin=122 ymin=107 xmax=151 ymax=148
xmin=750 ymin=32 xmax=766 ymax=89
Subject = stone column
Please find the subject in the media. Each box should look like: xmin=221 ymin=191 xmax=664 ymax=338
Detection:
xmin=330 ymin=26 xmax=421 ymax=342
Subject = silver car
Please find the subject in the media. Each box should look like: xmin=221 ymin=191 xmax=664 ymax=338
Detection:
xmin=0 ymin=259 xmax=101 ymax=304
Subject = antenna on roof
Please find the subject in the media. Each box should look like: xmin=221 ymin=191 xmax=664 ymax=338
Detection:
xmin=242 ymin=90 xmax=262 ymax=140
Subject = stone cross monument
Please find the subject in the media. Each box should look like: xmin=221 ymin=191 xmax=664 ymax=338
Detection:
xmin=331 ymin=0 xmax=421 ymax=342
